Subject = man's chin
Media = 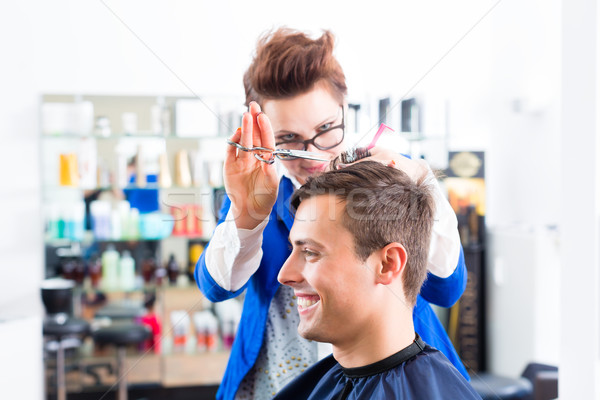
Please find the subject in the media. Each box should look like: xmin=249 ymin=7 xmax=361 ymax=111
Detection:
xmin=298 ymin=326 xmax=325 ymax=343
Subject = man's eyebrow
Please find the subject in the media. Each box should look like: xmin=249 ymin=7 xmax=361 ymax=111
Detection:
xmin=291 ymin=238 xmax=326 ymax=249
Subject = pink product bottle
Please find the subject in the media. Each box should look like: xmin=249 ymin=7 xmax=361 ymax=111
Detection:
xmin=205 ymin=314 xmax=218 ymax=352
xmin=213 ymin=299 xmax=241 ymax=351
xmin=221 ymin=319 xmax=236 ymax=350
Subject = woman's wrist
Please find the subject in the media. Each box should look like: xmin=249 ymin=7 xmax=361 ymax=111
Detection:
xmin=230 ymin=204 xmax=270 ymax=230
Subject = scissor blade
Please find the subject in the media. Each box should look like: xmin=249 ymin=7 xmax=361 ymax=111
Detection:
xmin=281 ymin=149 xmax=330 ymax=162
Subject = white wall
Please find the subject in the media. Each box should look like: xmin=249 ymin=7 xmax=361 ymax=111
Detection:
xmin=486 ymin=227 xmax=560 ymax=376
xmin=560 ymin=0 xmax=600 ymax=397
xmin=487 ymin=0 xmax=562 ymax=228
xmin=482 ymin=0 xmax=564 ymax=381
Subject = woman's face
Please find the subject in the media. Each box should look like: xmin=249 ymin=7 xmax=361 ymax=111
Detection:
xmin=262 ymin=85 xmax=345 ymax=185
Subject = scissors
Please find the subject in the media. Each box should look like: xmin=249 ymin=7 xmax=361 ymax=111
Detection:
xmin=227 ymin=140 xmax=330 ymax=165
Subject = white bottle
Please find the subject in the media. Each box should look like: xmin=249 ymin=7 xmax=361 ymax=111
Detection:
xmin=118 ymin=201 xmax=131 ymax=239
xmin=128 ymin=208 xmax=140 ymax=240
xmin=119 ymin=250 xmax=136 ymax=291
xmin=110 ymin=210 xmax=121 ymax=240
xmin=101 ymin=245 xmax=120 ymax=291
xmin=115 ymin=152 xmax=129 ymax=189
xmin=150 ymin=97 xmax=164 ymax=135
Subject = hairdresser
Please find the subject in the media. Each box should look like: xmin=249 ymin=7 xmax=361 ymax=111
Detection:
xmin=195 ymin=28 xmax=469 ymax=400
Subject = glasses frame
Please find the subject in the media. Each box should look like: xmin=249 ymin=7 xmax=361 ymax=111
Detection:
xmin=274 ymin=106 xmax=345 ymax=153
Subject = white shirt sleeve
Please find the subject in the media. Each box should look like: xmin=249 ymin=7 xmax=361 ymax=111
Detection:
xmin=204 ymin=208 xmax=269 ymax=292
xmin=420 ymin=160 xmax=461 ymax=279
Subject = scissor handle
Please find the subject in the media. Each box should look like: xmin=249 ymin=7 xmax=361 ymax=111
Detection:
xmin=227 ymin=140 xmax=274 ymax=153
xmin=254 ymin=153 xmax=276 ymax=165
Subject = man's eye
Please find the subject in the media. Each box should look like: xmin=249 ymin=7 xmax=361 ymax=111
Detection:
xmin=302 ymin=249 xmax=319 ymax=258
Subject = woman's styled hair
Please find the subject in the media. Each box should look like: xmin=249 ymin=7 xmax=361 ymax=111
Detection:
xmin=243 ymin=27 xmax=348 ymax=106
xmin=291 ymin=161 xmax=436 ymax=305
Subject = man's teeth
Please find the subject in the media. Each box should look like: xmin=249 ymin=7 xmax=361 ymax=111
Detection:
xmin=298 ymin=297 xmax=318 ymax=308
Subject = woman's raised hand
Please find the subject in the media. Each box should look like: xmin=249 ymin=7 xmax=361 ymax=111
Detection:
xmin=224 ymin=102 xmax=279 ymax=230
xmin=360 ymin=146 xmax=429 ymax=182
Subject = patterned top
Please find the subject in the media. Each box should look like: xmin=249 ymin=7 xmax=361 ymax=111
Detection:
xmin=235 ymin=285 xmax=318 ymax=399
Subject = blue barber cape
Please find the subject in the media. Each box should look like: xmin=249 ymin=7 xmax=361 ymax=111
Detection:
xmin=273 ymin=336 xmax=480 ymax=400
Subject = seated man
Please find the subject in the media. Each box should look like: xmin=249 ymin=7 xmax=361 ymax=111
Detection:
xmin=274 ymin=161 xmax=480 ymax=399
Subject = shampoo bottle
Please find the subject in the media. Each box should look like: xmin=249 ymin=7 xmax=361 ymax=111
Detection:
xmin=119 ymin=250 xmax=136 ymax=291
xmin=101 ymin=245 xmax=120 ymax=291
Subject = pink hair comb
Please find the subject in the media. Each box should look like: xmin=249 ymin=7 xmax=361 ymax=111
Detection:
xmin=339 ymin=123 xmax=394 ymax=164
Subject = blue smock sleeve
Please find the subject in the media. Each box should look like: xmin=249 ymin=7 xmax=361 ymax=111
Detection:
xmin=420 ymin=246 xmax=467 ymax=308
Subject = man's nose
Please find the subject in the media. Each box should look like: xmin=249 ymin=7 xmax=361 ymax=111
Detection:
xmin=278 ymin=254 xmax=301 ymax=286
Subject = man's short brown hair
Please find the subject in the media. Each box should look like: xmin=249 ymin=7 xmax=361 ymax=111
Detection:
xmin=243 ymin=28 xmax=348 ymax=106
xmin=291 ymin=161 xmax=435 ymax=305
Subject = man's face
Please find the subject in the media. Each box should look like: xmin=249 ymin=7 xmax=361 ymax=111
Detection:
xmin=278 ymin=195 xmax=379 ymax=346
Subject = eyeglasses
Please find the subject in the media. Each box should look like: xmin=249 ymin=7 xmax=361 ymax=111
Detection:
xmin=274 ymin=107 xmax=345 ymax=159
xmin=226 ymin=140 xmax=330 ymax=165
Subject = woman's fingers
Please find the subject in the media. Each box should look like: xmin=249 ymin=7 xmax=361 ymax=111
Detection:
xmin=225 ymin=127 xmax=242 ymax=163
xmin=233 ymin=101 xmax=275 ymax=165
xmin=256 ymin=112 xmax=277 ymax=173
xmin=248 ymin=101 xmax=263 ymax=144
xmin=368 ymin=146 xmax=428 ymax=181
xmin=257 ymin=112 xmax=275 ymax=150
xmin=239 ymin=112 xmax=254 ymax=159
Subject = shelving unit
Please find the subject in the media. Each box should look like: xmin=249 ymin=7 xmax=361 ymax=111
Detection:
xmin=40 ymin=94 xmax=240 ymax=395
xmin=40 ymin=93 xmax=234 ymax=260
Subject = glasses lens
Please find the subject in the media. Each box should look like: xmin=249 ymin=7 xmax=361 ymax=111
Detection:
xmin=313 ymin=127 xmax=344 ymax=150
xmin=275 ymin=141 xmax=304 ymax=151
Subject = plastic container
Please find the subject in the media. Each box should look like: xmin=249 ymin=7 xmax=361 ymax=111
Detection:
xmin=193 ymin=311 xmax=218 ymax=352
xmin=139 ymin=212 xmax=174 ymax=240
xmin=119 ymin=250 xmax=136 ymax=291
xmin=170 ymin=310 xmax=190 ymax=352
xmin=64 ymin=202 xmax=85 ymax=241
xmin=90 ymin=201 xmax=111 ymax=240
xmin=101 ymin=245 xmax=120 ymax=291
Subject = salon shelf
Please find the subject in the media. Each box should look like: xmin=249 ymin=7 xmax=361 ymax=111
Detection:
xmin=45 ymin=235 xmax=211 ymax=247
xmin=41 ymin=133 xmax=229 ymax=140
xmin=45 ymin=237 xmax=160 ymax=247
xmin=44 ymin=184 xmax=220 ymax=191
xmin=399 ymin=132 xmax=447 ymax=142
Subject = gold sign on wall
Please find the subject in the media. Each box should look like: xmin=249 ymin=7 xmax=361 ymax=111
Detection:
xmin=449 ymin=151 xmax=483 ymax=178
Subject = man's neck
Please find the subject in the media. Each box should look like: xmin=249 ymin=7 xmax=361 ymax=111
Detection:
xmin=332 ymin=316 xmax=416 ymax=368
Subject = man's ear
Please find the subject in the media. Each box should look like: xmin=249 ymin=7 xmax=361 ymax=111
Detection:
xmin=374 ymin=243 xmax=407 ymax=286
